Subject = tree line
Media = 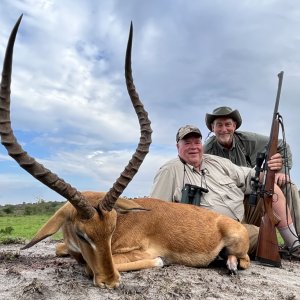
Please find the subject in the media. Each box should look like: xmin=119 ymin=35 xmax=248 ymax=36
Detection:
xmin=0 ymin=199 xmax=65 ymax=216
xmin=1 ymin=191 xmax=299 ymax=216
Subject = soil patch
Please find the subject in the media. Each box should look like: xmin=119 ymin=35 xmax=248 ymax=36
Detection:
xmin=0 ymin=240 xmax=299 ymax=300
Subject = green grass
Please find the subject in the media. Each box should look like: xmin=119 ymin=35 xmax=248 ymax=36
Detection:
xmin=277 ymin=230 xmax=284 ymax=245
xmin=0 ymin=215 xmax=62 ymax=243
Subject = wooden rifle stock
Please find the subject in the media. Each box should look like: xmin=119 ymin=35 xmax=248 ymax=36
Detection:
xmin=256 ymin=119 xmax=281 ymax=267
xmin=255 ymin=71 xmax=284 ymax=267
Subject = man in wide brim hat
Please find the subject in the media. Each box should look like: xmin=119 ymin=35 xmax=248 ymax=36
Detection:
xmin=205 ymin=106 xmax=242 ymax=131
xmin=204 ymin=105 xmax=300 ymax=249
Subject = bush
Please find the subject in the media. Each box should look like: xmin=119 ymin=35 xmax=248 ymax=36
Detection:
xmin=0 ymin=226 xmax=14 ymax=235
xmin=0 ymin=236 xmax=25 ymax=245
xmin=3 ymin=206 xmax=14 ymax=214
xmin=24 ymin=206 xmax=37 ymax=215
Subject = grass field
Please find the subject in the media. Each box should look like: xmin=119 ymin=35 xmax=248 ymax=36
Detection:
xmin=0 ymin=215 xmax=62 ymax=243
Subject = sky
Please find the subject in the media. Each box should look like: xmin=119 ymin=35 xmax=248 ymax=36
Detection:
xmin=0 ymin=0 xmax=300 ymax=205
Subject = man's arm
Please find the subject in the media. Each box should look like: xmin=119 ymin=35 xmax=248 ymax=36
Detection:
xmin=238 ymin=131 xmax=292 ymax=171
xmin=150 ymin=167 xmax=175 ymax=201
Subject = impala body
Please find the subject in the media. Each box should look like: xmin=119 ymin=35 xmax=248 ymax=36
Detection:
xmin=25 ymin=191 xmax=250 ymax=287
xmin=0 ymin=16 xmax=250 ymax=289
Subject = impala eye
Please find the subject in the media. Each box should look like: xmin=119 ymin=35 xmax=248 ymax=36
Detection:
xmin=76 ymin=230 xmax=90 ymax=244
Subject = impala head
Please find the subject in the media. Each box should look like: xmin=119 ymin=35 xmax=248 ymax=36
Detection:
xmin=0 ymin=15 xmax=152 ymax=288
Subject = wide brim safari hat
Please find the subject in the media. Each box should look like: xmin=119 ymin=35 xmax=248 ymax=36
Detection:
xmin=205 ymin=106 xmax=242 ymax=131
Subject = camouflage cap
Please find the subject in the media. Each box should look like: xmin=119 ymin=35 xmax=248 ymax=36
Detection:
xmin=176 ymin=125 xmax=202 ymax=142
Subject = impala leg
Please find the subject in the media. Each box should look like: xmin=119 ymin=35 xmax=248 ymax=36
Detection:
xmin=237 ymin=254 xmax=251 ymax=270
xmin=226 ymin=255 xmax=238 ymax=274
xmin=115 ymin=257 xmax=164 ymax=272
xmin=55 ymin=242 xmax=69 ymax=257
xmin=113 ymin=251 xmax=164 ymax=272
xmin=218 ymin=217 xmax=251 ymax=273
xmin=226 ymin=253 xmax=250 ymax=274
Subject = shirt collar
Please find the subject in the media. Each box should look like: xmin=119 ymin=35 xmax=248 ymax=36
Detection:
xmin=178 ymin=156 xmax=201 ymax=173
xmin=200 ymin=159 xmax=208 ymax=174
xmin=216 ymin=135 xmax=236 ymax=151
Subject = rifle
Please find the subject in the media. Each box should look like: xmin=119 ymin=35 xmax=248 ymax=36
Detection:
xmin=255 ymin=71 xmax=284 ymax=267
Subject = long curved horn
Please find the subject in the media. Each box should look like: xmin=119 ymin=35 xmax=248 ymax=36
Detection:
xmin=100 ymin=22 xmax=152 ymax=211
xmin=0 ymin=16 xmax=95 ymax=220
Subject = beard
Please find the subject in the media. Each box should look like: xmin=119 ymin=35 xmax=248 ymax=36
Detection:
xmin=216 ymin=133 xmax=233 ymax=147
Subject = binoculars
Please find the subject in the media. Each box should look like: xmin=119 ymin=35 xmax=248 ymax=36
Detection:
xmin=181 ymin=184 xmax=208 ymax=206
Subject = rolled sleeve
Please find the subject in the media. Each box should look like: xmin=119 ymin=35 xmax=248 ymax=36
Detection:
xmin=150 ymin=167 xmax=174 ymax=201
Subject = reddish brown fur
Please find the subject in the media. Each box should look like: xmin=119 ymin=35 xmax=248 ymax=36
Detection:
xmin=25 ymin=191 xmax=250 ymax=288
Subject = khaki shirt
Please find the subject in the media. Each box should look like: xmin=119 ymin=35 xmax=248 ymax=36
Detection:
xmin=204 ymin=131 xmax=292 ymax=171
xmin=150 ymin=154 xmax=254 ymax=221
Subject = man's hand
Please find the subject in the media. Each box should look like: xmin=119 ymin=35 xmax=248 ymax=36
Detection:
xmin=267 ymin=153 xmax=283 ymax=171
xmin=266 ymin=153 xmax=290 ymax=187
xmin=275 ymin=173 xmax=291 ymax=187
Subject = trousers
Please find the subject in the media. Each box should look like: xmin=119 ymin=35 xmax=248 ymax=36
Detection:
xmin=283 ymin=183 xmax=300 ymax=235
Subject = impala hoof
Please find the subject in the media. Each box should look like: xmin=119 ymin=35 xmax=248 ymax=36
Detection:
xmin=94 ymin=278 xmax=120 ymax=289
xmin=226 ymin=255 xmax=238 ymax=275
xmin=155 ymin=257 xmax=165 ymax=267
xmin=93 ymin=272 xmax=120 ymax=289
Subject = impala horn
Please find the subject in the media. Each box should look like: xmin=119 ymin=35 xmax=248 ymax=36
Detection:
xmin=99 ymin=22 xmax=152 ymax=211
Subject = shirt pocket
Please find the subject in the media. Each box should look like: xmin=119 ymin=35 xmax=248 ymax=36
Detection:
xmin=218 ymin=177 xmax=237 ymax=188
xmin=218 ymin=177 xmax=245 ymax=200
xmin=217 ymin=177 xmax=245 ymax=221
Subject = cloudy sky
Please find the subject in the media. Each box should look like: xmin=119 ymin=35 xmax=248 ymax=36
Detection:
xmin=1 ymin=0 xmax=300 ymax=205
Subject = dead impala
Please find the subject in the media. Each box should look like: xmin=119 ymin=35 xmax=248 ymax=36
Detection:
xmin=0 ymin=16 xmax=250 ymax=288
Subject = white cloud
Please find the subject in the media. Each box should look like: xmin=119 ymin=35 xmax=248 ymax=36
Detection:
xmin=1 ymin=0 xmax=300 ymax=205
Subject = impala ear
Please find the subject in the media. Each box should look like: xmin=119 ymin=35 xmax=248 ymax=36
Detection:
xmin=114 ymin=198 xmax=150 ymax=214
xmin=115 ymin=207 xmax=150 ymax=214
xmin=21 ymin=207 xmax=68 ymax=250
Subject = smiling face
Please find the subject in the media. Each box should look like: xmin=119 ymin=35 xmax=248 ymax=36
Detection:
xmin=211 ymin=117 xmax=237 ymax=149
xmin=177 ymin=134 xmax=203 ymax=171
